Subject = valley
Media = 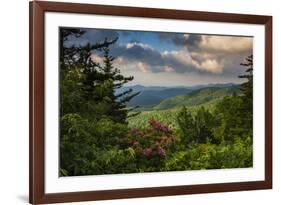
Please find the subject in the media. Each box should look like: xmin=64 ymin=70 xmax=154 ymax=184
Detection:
xmin=127 ymin=84 xmax=240 ymax=128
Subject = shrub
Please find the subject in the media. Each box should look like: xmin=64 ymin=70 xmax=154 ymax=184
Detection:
xmin=123 ymin=119 xmax=177 ymax=171
xmin=164 ymin=138 xmax=252 ymax=171
xmin=60 ymin=114 xmax=131 ymax=176
xmin=177 ymin=106 xmax=219 ymax=145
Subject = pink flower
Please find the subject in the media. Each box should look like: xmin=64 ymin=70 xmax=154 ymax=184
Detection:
xmin=143 ymin=148 xmax=153 ymax=157
xmin=132 ymin=141 xmax=139 ymax=146
xmin=158 ymin=147 xmax=166 ymax=157
xmin=149 ymin=119 xmax=173 ymax=134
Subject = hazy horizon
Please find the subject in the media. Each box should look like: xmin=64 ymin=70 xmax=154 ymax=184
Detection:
xmin=121 ymin=82 xmax=240 ymax=88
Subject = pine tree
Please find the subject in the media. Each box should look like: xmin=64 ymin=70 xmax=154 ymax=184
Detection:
xmin=59 ymin=28 xmax=118 ymax=117
xmin=239 ymin=55 xmax=253 ymax=102
xmin=59 ymin=29 xmax=140 ymax=175
xmin=59 ymin=28 xmax=140 ymax=123
xmin=238 ymin=55 xmax=253 ymax=131
xmin=177 ymin=106 xmax=195 ymax=144
xmin=59 ymin=28 xmax=85 ymax=62
xmin=98 ymin=43 xmax=140 ymax=123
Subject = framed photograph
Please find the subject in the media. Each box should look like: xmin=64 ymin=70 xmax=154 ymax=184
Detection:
xmin=29 ymin=1 xmax=272 ymax=204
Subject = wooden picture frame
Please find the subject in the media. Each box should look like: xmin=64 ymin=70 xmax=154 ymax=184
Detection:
xmin=29 ymin=1 xmax=272 ymax=204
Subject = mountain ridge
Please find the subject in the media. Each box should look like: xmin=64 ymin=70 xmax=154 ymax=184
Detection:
xmin=153 ymin=85 xmax=241 ymax=110
xmin=116 ymin=83 xmax=240 ymax=110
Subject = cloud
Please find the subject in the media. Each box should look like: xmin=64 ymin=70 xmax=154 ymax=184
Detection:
xmin=158 ymin=33 xmax=202 ymax=50
xmin=110 ymin=42 xmax=225 ymax=74
xmin=125 ymin=42 xmax=152 ymax=50
xmin=163 ymin=65 xmax=175 ymax=72
xmin=199 ymin=59 xmax=224 ymax=73
xmin=156 ymin=32 xmax=253 ymax=74
xmin=162 ymin=50 xmax=224 ymax=74
xmin=110 ymin=42 xmax=164 ymax=67
xmin=90 ymin=53 xmax=103 ymax=64
xmin=65 ymin=28 xmax=253 ymax=78
xmin=111 ymin=42 xmax=193 ymax=73
xmin=158 ymin=32 xmax=252 ymax=54
xmin=198 ymin=35 xmax=253 ymax=54
xmin=136 ymin=62 xmax=150 ymax=73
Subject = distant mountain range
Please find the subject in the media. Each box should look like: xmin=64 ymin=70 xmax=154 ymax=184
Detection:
xmin=127 ymin=87 xmax=192 ymax=108
xmin=183 ymin=83 xmax=239 ymax=90
xmin=117 ymin=83 xmax=238 ymax=93
xmin=116 ymin=83 xmax=240 ymax=110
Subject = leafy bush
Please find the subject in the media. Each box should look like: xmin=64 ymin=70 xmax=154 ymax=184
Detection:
xmin=177 ymin=106 xmax=219 ymax=144
xmin=213 ymin=94 xmax=252 ymax=142
xmin=210 ymin=137 xmax=253 ymax=168
xmin=60 ymin=113 xmax=96 ymax=176
xmin=123 ymin=119 xmax=177 ymax=171
xmin=88 ymin=147 xmax=137 ymax=175
xmin=60 ymin=114 xmax=131 ymax=176
xmin=164 ymin=137 xmax=252 ymax=171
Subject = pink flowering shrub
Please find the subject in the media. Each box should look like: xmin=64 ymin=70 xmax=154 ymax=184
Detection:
xmin=124 ymin=119 xmax=177 ymax=159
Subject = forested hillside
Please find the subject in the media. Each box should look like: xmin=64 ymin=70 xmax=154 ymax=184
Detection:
xmin=153 ymin=86 xmax=240 ymax=110
xmin=126 ymin=87 xmax=192 ymax=109
xmin=128 ymin=96 xmax=222 ymax=129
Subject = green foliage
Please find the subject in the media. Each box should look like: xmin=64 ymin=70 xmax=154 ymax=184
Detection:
xmin=164 ymin=138 xmax=252 ymax=171
xmin=239 ymin=55 xmax=253 ymax=130
xmin=128 ymin=107 xmax=180 ymax=129
xmin=177 ymin=106 xmax=220 ymax=144
xmin=60 ymin=113 xmax=134 ymax=175
xmin=90 ymin=147 xmax=137 ymax=174
xmin=60 ymin=113 xmax=97 ymax=176
xmin=213 ymin=94 xmax=251 ymax=142
xmin=59 ymin=28 xmax=140 ymax=176
xmin=210 ymin=137 xmax=253 ymax=168
xmin=127 ymin=99 xmax=219 ymax=129
xmin=177 ymin=106 xmax=195 ymax=144
xmin=98 ymin=46 xmax=140 ymax=123
xmin=193 ymin=106 xmax=219 ymax=143
xmin=59 ymin=28 xmax=253 ymax=176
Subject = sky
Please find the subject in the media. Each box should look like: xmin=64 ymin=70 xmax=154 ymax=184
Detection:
xmin=63 ymin=27 xmax=253 ymax=87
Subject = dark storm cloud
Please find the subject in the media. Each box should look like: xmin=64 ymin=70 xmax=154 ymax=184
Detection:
xmin=158 ymin=33 xmax=202 ymax=50
xmin=129 ymin=39 xmax=141 ymax=43
xmin=185 ymin=35 xmax=202 ymax=49
xmin=107 ymin=42 xmax=206 ymax=74
xmin=64 ymin=28 xmax=119 ymax=47
xmin=111 ymin=43 xmax=163 ymax=67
